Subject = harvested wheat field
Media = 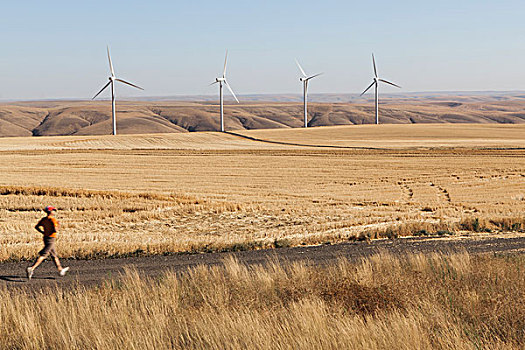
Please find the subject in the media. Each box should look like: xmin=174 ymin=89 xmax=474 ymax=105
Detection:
xmin=0 ymin=123 xmax=524 ymax=349
xmin=0 ymin=124 xmax=524 ymax=263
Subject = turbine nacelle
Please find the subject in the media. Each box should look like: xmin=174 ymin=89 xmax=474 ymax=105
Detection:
xmin=296 ymin=59 xmax=322 ymax=83
xmin=216 ymin=77 xmax=226 ymax=83
xmin=361 ymin=54 xmax=401 ymax=97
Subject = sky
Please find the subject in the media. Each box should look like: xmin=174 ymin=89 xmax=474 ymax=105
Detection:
xmin=0 ymin=0 xmax=524 ymax=100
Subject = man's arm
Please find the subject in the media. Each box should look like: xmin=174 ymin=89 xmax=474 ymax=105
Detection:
xmin=34 ymin=220 xmax=45 ymax=234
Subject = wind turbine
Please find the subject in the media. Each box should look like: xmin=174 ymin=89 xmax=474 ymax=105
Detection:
xmin=210 ymin=50 xmax=239 ymax=132
xmin=360 ymin=54 xmax=401 ymax=124
xmin=296 ymin=59 xmax=322 ymax=128
xmin=92 ymin=46 xmax=144 ymax=135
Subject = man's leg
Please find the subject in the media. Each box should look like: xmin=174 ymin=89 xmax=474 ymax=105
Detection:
xmin=27 ymin=255 xmax=46 ymax=280
xmin=51 ymin=251 xmax=69 ymax=276
xmin=31 ymin=255 xmax=46 ymax=269
xmin=53 ymin=256 xmax=63 ymax=270
xmin=27 ymin=238 xmax=53 ymax=280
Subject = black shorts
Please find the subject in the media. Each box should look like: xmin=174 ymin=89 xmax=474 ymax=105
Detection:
xmin=38 ymin=237 xmax=57 ymax=258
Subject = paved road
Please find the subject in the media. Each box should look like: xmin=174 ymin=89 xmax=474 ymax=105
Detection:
xmin=1 ymin=234 xmax=524 ymax=289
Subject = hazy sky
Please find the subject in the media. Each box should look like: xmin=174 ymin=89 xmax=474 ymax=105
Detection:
xmin=0 ymin=1 xmax=524 ymax=100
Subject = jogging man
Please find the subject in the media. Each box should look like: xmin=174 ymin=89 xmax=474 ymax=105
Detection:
xmin=26 ymin=206 xmax=69 ymax=280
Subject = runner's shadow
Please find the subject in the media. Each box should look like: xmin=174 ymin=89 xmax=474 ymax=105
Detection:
xmin=0 ymin=275 xmax=56 ymax=283
xmin=0 ymin=275 xmax=26 ymax=283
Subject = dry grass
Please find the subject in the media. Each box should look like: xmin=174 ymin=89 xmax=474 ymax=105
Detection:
xmin=0 ymin=125 xmax=523 ymax=261
xmin=1 ymin=252 xmax=524 ymax=349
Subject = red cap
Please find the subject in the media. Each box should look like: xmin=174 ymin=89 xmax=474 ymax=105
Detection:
xmin=44 ymin=206 xmax=57 ymax=213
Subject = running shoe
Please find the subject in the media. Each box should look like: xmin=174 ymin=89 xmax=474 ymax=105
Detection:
xmin=26 ymin=267 xmax=33 ymax=280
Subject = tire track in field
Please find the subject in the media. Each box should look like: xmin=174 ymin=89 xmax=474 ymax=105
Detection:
xmin=435 ymin=184 xmax=452 ymax=203
xmin=397 ymin=181 xmax=414 ymax=203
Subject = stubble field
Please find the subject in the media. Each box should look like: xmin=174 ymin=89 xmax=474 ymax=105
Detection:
xmin=0 ymin=124 xmax=523 ymax=262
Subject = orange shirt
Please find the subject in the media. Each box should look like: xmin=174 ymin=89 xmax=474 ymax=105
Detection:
xmin=36 ymin=217 xmax=59 ymax=238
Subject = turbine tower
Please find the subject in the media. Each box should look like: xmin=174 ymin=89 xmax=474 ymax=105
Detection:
xmin=210 ymin=50 xmax=239 ymax=132
xmin=92 ymin=46 xmax=144 ymax=135
xmin=296 ymin=59 xmax=322 ymax=128
xmin=360 ymin=54 xmax=401 ymax=124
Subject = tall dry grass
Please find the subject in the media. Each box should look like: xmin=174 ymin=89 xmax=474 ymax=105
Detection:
xmin=1 ymin=252 xmax=524 ymax=349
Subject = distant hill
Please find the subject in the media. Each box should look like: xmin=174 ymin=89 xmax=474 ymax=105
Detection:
xmin=131 ymin=91 xmax=525 ymax=103
xmin=1 ymin=93 xmax=524 ymax=137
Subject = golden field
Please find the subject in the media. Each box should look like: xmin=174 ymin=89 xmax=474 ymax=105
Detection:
xmin=0 ymin=124 xmax=524 ymax=261
xmin=1 ymin=252 xmax=524 ymax=349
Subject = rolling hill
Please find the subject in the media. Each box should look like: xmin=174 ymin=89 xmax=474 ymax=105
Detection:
xmin=1 ymin=93 xmax=525 ymax=137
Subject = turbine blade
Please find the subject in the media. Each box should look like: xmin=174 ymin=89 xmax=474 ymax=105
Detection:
xmin=92 ymin=81 xmax=111 ymax=100
xmin=209 ymin=81 xmax=219 ymax=86
xmin=116 ymin=78 xmax=144 ymax=90
xmin=107 ymin=46 xmax=115 ymax=77
xmin=372 ymin=53 xmax=377 ymax=78
xmin=306 ymin=72 xmax=323 ymax=80
xmin=295 ymin=59 xmax=307 ymax=77
xmin=360 ymin=81 xmax=375 ymax=96
xmin=223 ymin=50 xmax=228 ymax=78
xmin=379 ymin=79 xmax=401 ymax=88
xmin=224 ymin=81 xmax=239 ymax=103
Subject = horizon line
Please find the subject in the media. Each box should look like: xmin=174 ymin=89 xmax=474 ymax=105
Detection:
xmin=1 ymin=90 xmax=525 ymax=104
